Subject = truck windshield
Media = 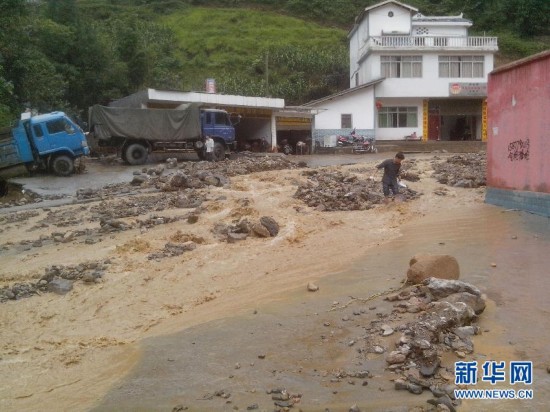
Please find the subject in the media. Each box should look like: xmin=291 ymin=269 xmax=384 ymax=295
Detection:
xmin=214 ymin=112 xmax=230 ymax=126
xmin=46 ymin=119 xmax=76 ymax=135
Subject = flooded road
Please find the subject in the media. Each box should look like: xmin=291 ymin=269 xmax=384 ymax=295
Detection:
xmin=93 ymin=202 xmax=550 ymax=411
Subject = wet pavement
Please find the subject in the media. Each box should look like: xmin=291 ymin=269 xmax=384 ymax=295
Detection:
xmin=93 ymin=202 xmax=550 ymax=411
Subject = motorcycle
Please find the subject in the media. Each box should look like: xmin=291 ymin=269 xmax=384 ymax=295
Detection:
xmin=336 ymin=129 xmax=363 ymax=147
xmin=352 ymin=136 xmax=378 ymax=154
xmin=279 ymin=139 xmax=293 ymax=155
xmin=336 ymin=134 xmax=355 ymax=147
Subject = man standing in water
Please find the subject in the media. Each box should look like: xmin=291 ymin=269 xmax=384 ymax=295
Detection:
xmin=373 ymin=152 xmax=405 ymax=201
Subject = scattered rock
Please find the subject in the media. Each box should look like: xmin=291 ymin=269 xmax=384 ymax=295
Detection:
xmin=307 ymin=282 xmax=319 ymax=292
xmin=407 ymin=254 xmax=460 ymax=284
xmin=260 ymin=216 xmax=280 ymax=237
xmin=252 ymin=223 xmax=271 ymax=238
xmin=381 ymin=324 xmax=394 ymax=336
xmin=386 ymin=351 xmax=407 ymax=365
xmin=47 ymin=278 xmax=73 ymax=295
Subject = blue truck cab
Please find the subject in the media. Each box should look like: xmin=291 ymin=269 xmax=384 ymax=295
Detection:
xmin=201 ymin=108 xmax=237 ymax=158
xmin=201 ymin=109 xmax=236 ymax=144
xmin=0 ymin=112 xmax=89 ymax=179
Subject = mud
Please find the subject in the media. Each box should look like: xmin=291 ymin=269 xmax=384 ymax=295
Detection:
xmin=1 ymin=152 xmax=549 ymax=412
xmin=92 ymin=203 xmax=550 ymax=412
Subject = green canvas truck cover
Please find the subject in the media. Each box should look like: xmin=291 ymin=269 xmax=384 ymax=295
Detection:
xmin=89 ymin=104 xmax=202 ymax=142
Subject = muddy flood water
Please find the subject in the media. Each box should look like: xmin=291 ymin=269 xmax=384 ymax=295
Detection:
xmin=93 ymin=202 xmax=550 ymax=411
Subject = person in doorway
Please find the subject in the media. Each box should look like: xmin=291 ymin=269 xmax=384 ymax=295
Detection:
xmin=373 ymin=152 xmax=405 ymax=201
xmin=205 ymin=136 xmax=214 ymax=161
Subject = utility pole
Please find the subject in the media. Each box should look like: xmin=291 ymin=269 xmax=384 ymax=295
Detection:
xmin=265 ymin=50 xmax=269 ymax=97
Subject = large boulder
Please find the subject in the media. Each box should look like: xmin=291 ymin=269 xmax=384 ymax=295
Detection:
xmin=407 ymin=254 xmax=460 ymax=284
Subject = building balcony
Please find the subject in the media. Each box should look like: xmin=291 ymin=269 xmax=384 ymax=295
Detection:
xmin=358 ymin=35 xmax=498 ymax=61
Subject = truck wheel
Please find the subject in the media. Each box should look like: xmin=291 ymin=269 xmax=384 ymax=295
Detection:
xmin=124 ymin=143 xmax=148 ymax=165
xmin=0 ymin=179 xmax=8 ymax=197
xmin=212 ymin=142 xmax=225 ymax=162
xmin=51 ymin=155 xmax=75 ymax=176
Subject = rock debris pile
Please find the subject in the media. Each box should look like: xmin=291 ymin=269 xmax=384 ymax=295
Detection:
xmin=212 ymin=216 xmax=280 ymax=243
xmin=129 ymin=155 xmax=301 ymax=191
xmin=380 ymin=277 xmax=486 ymax=410
xmin=294 ymin=170 xmax=420 ymax=211
xmin=0 ymin=260 xmax=111 ymax=302
xmin=432 ymin=153 xmax=486 ymax=188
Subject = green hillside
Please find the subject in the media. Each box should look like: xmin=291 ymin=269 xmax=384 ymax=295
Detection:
xmin=159 ymin=7 xmax=348 ymax=96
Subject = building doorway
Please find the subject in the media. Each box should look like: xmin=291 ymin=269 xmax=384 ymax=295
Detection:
xmin=428 ymin=108 xmax=440 ymax=140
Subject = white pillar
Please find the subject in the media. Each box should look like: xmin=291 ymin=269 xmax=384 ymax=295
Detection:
xmin=271 ymin=113 xmax=277 ymax=151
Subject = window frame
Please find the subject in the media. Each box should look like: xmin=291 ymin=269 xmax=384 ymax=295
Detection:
xmin=381 ymin=55 xmax=422 ymax=78
xmin=46 ymin=118 xmax=75 ymax=135
xmin=378 ymin=106 xmax=418 ymax=128
xmin=439 ymin=55 xmax=484 ymax=78
xmin=341 ymin=114 xmax=353 ymax=129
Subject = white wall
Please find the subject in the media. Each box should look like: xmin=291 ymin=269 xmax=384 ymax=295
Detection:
xmin=363 ymin=53 xmax=491 ymax=98
xmin=312 ymin=88 xmax=375 ymax=129
xmin=412 ymin=25 xmax=468 ymax=37
xmin=349 ymin=30 xmax=360 ymax=86
xmin=368 ymin=4 xmax=412 ymax=36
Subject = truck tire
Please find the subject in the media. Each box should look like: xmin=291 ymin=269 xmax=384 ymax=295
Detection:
xmin=212 ymin=142 xmax=225 ymax=162
xmin=124 ymin=143 xmax=148 ymax=165
xmin=0 ymin=179 xmax=8 ymax=197
xmin=51 ymin=155 xmax=75 ymax=176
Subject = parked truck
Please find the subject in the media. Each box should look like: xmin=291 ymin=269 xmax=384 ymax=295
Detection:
xmin=87 ymin=103 xmax=238 ymax=164
xmin=0 ymin=112 xmax=90 ymax=194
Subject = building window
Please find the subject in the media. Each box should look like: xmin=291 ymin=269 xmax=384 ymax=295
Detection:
xmin=381 ymin=56 xmax=422 ymax=78
xmin=378 ymin=107 xmax=418 ymax=128
xmin=439 ymin=56 xmax=484 ymax=78
xmin=341 ymin=114 xmax=352 ymax=129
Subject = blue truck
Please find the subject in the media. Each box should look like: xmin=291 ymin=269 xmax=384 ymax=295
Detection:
xmin=88 ymin=103 xmax=238 ymax=164
xmin=0 ymin=112 xmax=90 ymax=193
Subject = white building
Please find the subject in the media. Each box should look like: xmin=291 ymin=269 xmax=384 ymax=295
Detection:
xmin=307 ymin=0 xmax=498 ymax=142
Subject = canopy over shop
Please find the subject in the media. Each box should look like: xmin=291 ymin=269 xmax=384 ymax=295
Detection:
xmin=109 ymin=89 xmax=316 ymax=153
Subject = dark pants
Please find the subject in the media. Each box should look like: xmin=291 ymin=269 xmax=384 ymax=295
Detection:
xmin=382 ymin=180 xmax=399 ymax=197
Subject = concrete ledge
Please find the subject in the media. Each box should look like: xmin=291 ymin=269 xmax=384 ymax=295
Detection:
xmin=486 ymin=187 xmax=550 ymax=217
xmin=377 ymin=140 xmax=486 ymax=154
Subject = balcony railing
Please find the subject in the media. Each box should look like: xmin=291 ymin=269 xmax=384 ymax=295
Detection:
xmin=358 ymin=35 xmax=498 ymax=61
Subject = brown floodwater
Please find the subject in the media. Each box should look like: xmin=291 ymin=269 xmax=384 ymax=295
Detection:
xmin=93 ymin=200 xmax=550 ymax=411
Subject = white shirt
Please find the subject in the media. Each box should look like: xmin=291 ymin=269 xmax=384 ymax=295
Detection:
xmin=205 ymin=138 xmax=214 ymax=153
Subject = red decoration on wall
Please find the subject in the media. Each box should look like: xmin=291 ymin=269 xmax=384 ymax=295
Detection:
xmin=376 ymin=101 xmax=383 ymax=110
